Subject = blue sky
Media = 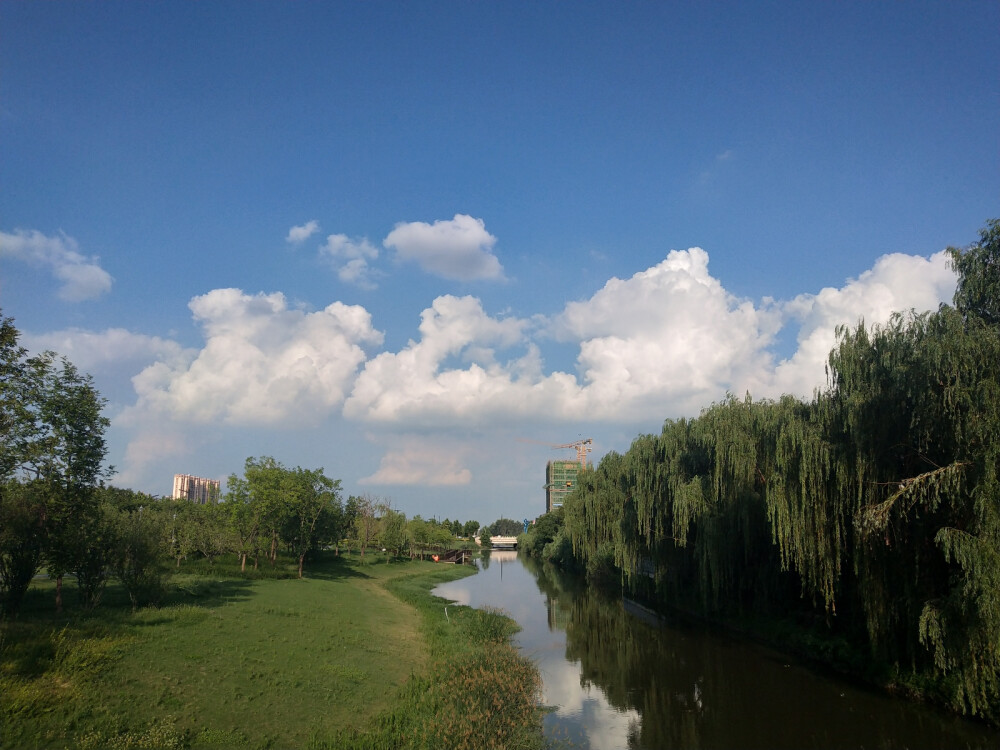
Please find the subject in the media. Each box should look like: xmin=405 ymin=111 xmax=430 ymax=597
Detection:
xmin=2 ymin=1 xmax=997 ymax=525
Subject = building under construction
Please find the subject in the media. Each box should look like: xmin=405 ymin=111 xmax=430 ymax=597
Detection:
xmin=545 ymin=459 xmax=582 ymax=513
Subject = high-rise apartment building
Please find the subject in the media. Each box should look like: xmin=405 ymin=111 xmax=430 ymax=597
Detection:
xmin=172 ymin=474 xmax=220 ymax=504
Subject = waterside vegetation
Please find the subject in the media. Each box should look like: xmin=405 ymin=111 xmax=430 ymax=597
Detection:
xmin=522 ymin=220 xmax=1000 ymax=724
xmin=1 ymin=553 xmax=544 ymax=749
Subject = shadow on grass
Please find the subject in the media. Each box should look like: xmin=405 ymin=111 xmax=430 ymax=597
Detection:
xmin=161 ymin=576 xmax=255 ymax=610
xmin=303 ymin=552 xmax=381 ymax=582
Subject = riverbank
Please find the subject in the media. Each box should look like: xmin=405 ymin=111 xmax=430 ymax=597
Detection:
xmin=0 ymin=553 xmax=545 ymax=749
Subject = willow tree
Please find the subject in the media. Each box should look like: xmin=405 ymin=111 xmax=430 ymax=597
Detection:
xmin=826 ymin=220 xmax=1000 ymax=719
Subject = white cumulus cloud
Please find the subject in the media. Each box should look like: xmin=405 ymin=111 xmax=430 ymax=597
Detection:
xmin=763 ymin=249 xmax=957 ymax=398
xmin=344 ymin=294 xmax=548 ymax=423
xmin=383 ymin=214 xmax=505 ymax=281
xmin=127 ymin=288 xmax=383 ymax=426
xmin=24 ymin=327 xmax=191 ymax=374
xmin=553 ymin=248 xmax=781 ymax=418
xmin=320 ymin=234 xmax=380 ymax=289
xmin=344 ymin=246 xmax=956 ymax=428
xmin=0 ymin=229 xmax=113 ymax=301
xmin=286 ymin=220 xmax=320 ymax=244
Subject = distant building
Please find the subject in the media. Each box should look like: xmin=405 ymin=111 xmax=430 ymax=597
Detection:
xmin=545 ymin=460 xmax=581 ymax=513
xmin=172 ymin=474 xmax=220 ymax=504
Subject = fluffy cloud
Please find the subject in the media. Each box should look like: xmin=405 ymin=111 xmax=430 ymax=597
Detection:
xmin=383 ymin=214 xmax=505 ymax=281
xmin=360 ymin=439 xmax=473 ymax=486
xmin=104 ymin=244 xmax=957 ymax=495
xmin=320 ymin=234 xmax=380 ymax=289
xmin=344 ymin=294 xmax=549 ymax=423
xmin=24 ymin=327 xmax=190 ymax=374
xmin=765 ymin=250 xmax=957 ymax=398
xmin=286 ymin=220 xmax=320 ymax=244
xmin=344 ymin=247 xmax=956 ymax=427
xmin=554 ymin=248 xmax=781 ymax=417
xmin=0 ymin=229 xmax=113 ymax=301
xmin=128 ymin=288 xmax=383 ymax=426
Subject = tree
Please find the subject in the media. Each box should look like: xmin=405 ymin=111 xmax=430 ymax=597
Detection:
xmin=283 ymin=466 xmax=341 ymax=578
xmin=187 ymin=501 xmax=231 ymax=566
xmin=949 ymin=218 xmax=1000 ymax=326
xmin=486 ymin=518 xmax=523 ymax=537
xmin=225 ymin=472 xmax=265 ymax=571
xmin=0 ymin=481 xmax=45 ymax=616
xmin=557 ymin=219 xmax=1000 ymax=722
xmin=463 ymin=520 xmax=480 ymax=538
xmin=0 ymin=311 xmax=112 ymax=613
xmin=72 ymin=489 xmax=118 ymax=609
xmin=342 ymin=495 xmax=361 ymax=553
xmin=352 ymin=494 xmax=379 ymax=560
xmin=378 ymin=501 xmax=407 ymax=560
xmin=243 ymin=456 xmax=288 ymax=567
xmin=111 ymin=496 xmax=170 ymax=610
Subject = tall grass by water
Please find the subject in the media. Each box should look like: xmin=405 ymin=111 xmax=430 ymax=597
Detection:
xmin=0 ymin=552 xmax=545 ymax=749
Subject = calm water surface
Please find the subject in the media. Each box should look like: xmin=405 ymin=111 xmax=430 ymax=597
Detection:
xmin=434 ymin=551 xmax=999 ymax=749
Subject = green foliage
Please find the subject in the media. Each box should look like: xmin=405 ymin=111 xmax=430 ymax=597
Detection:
xmin=73 ymin=494 xmax=118 ymax=609
xmin=484 ymin=517 xmax=523 ymax=536
xmin=0 ymin=481 xmax=45 ymax=616
xmin=561 ymin=220 xmax=1000 ymax=722
xmin=0 ymin=311 xmax=112 ymax=615
xmin=111 ymin=497 xmax=171 ymax=609
xmin=378 ymin=505 xmax=408 ymax=558
xmin=949 ymin=217 xmax=1000 ymax=326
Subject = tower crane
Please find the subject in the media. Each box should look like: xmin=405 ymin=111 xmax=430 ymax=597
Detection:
xmin=518 ymin=437 xmax=593 ymax=469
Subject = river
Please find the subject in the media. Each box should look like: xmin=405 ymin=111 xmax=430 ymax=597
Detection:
xmin=434 ymin=551 xmax=999 ymax=749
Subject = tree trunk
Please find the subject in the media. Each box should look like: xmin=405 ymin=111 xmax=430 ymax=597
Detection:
xmin=55 ymin=574 xmax=63 ymax=614
xmin=241 ymin=552 xmax=247 ymax=572
xmin=298 ymin=554 xmax=304 ymax=579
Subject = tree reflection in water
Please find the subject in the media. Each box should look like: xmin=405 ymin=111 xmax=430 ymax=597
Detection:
xmin=438 ymin=552 xmax=998 ymax=750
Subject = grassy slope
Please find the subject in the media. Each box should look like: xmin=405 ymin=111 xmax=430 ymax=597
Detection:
xmin=2 ymin=554 xmax=509 ymax=749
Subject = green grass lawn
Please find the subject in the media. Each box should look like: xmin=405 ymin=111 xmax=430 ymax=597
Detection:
xmin=1 ymin=553 xmax=542 ymax=750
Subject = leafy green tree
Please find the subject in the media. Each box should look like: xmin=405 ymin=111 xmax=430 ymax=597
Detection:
xmin=165 ymin=498 xmax=198 ymax=568
xmin=111 ymin=495 xmax=170 ymax=610
xmin=353 ymin=494 xmax=379 ymax=560
xmin=282 ymin=466 xmax=341 ymax=578
xmin=378 ymin=502 xmax=407 ymax=560
xmin=522 ymin=508 xmax=564 ymax=558
xmin=342 ymin=494 xmax=361 ymax=553
xmin=949 ymin=218 xmax=1000 ymax=326
xmin=559 ymin=220 xmax=1000 ymax=722
xmin=241 ymin=456 xmax=289 ymax=567
xmin=486 ymin=518 xmax=523 ymax=537
xmin=0 ymin=481 xmax=45 ymax=616
xmin=187 ymin=501 xmax=232 ymax=566
xmin=407 ymin=516 xmax=430 ymax=558
xmin=0 ymin=311 xmax=112 ymax=612
xmin=224 ymin=472 xmax=262 ymax=571
xmin=313 ymin=494 xmax=346 ymax=556
xmin=72 ymin=489 xmax=119 ymax=609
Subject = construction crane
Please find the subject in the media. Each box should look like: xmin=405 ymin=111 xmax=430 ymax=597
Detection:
xmin=518 ymin=437 xmax=593 ymax=469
